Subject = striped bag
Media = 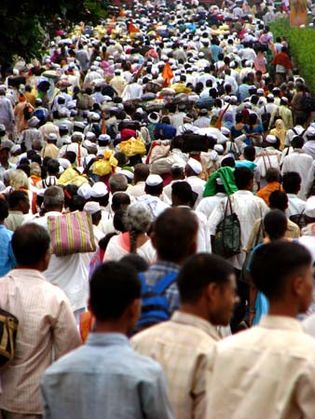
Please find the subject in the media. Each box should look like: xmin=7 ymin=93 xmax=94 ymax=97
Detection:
xmin=47 ymin=211 xmax=96 ymax=257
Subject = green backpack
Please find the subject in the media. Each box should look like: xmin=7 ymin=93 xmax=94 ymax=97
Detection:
xmin=213 ymin=197 xmax=241 ymax=258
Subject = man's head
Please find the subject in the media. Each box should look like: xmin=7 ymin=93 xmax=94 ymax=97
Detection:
xmin=112 ymin=192 xmax=131 ymax=212
xmin=151 ymin=207 xmax=198 ymax=265
xmin=263 ymin=209 xmax=288 ymax=240
xmin=185 ymin=158 xmax=203 ymax=178
xmin=134 ymin=163 xmax=150 ymax=184
xmin=89 ymin=262 xmax=141 ymax=333
xmin=265 ymin=168 xmax=281 ymax=183
xmin=0 ymin=199 xmax=9 ymax=223
xmin=12 ymin=224 xmax=51 ymax=271
xmin=177 ymin=253 xmax=237 ymax=326
xmin=282 ymin=172 xmax=301 ymax=195
xmin=291 ymin=135 xmax=304 ymax=149
xmin=171 ymin=181 xmax=196 ymax=208
xmin=145 ymin=174 xmax=164 ymax=197
xmin=269 ymin=190 xmax=288 ymax=212
xmin=109 ymin=174 xmax=128 ymax=194
xmin=43 ymin=186 xmax=64 ymax=212
xmin=251 ymin=241 xmax=313 ymax=314
xmin=8 ymin=191 xmax=30 ymax=214
xmin=234 ymin=167 xmax=254 ymax=191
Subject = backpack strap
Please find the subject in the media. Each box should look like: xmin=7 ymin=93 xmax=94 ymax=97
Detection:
xmin=153 ymin=271 xmax=178 ymax=294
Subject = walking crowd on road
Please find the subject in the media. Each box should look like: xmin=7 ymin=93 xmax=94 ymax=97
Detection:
xmin=2 ymin=0 xmax=315 ymax=418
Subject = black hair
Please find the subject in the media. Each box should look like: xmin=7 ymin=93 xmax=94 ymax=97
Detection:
xmin=112 ymin=192 xmax=131 ymax=212
xmin=251 ymin=241 xmax=312 ymax=300
xmin=8 ymin=191 xmax=28 ymax=209
xmin=153 ymin=208 xmax=198 ymax=263
xmin=263 ymin=209 xmax=287 ymax=240
xmin=89 ymin=261 xmax=141 ymax=321
xmin=12 ymin=223 xmax=50 ymax=266
xmin=291 ymin=136 xmax=304 ymax=149
xmin=47 ymin=159 xmax=60 ymax=176
xmin=243 ymin=145 xmax=255 ymax=161
xmin=171 ymin=181 xmax=195 ymax=207
xmin=282 ymin=172 xmax=301 ymax=194
xmin=177 ymin=253 xmax=234 ymax=304
xmin=269 ymin=190 xmax=288 ymax=211
xmin=120 ymin=254 xmax=149 ymax=273
xmin=0 ymin=199 xmax=9 ymax=221
xmin=234 ymin=167 xmax=253 ymax=189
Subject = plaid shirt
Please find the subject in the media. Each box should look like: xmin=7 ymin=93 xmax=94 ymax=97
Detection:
xmin=141 ymin=260 xmax=180 ymax=315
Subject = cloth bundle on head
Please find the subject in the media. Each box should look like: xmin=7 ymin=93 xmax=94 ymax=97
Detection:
xmin=121 ymin=128 xmax=137 ymax=142
xmin=92 ymin=150 xmax=118 ymax=176
xmin=203 ymin=166 xmax=238 ymax=197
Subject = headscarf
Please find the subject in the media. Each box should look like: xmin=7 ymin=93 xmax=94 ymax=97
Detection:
xmin=270 ymin=119 xmax=286 ymax=150
xmin=203 ymin=166 xmax=238 ymax=197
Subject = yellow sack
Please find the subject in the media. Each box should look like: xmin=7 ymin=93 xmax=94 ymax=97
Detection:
xmin=92 ymin=151 xmax=118 ymax=176
xmin=119 ymin=138 xmax=146 ymax=157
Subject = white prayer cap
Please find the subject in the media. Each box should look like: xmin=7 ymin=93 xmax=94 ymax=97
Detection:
xmin=214 ymin=144 xmax=224 ymax=154
xmin=257 ymin=88 xmax=264 ymax=95
xmin=77 ymin=183 xmax=93 ymax=200
xmin=98 ymin=134 xmax=111 ymax=143
xmin=85 ymin=132 xmax=96 ymax=141
xmin=91 ymin=182 xmax=108 ymax=198
xmin=306 ymin=126 xmax=315 ymax=138
xmin=48 ymin=133 xmax=58 ymax=141
xmin=146 ymin=174 xmax=163 ymax=187
xmin=265 ymin=135 xmax=277 ymax=144
xmin=120 ymin=169 xmax=134 ymax=181
xmin=83 ymin=140 xmax=96 ymax=149
xmin=58 ymin=158 xmax=71 ymax=169
xmin=84 ymin=201 xmax=101 ymax=215
xmin=221 ymin=127 xmax=231 ymax=136
xmin=187 ymin=157 xmax=202 ymax=175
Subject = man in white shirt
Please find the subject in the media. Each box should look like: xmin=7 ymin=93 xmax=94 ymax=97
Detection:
xmin=31 ymin=186 xmax=90 ymax=320
xmin=127 ymin=163 xmax=149 ymax=198
xmin=132 ymin=253 xmax=237 ymax=419
xmin=206 ymin=241 xmax=315 ymax=419
xmin=196 ymin=179 xmax=227 ymax=220
xmin=208 ymin=167 xmax=268 ymax=331
xmin=0 ymin=223 xmax=80 ymax=418
xmin=282 ymin=172 xmax=306 ymax=217
xmin=137 ymin=174 xmax=169 ymax=219
xmin=185 ymin=158 xmax=206 ymax=207
xmin=282 ymin=135 xmax=313 ymax=199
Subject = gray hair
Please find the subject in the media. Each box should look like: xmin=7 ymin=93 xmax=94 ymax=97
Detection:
xmin=43 ymin=186 xmax=64 ymax=209
xmin=124 ymin=202 xmax=153 ymax=233
xmin=109 ymin=173 xmax=128 ymax=193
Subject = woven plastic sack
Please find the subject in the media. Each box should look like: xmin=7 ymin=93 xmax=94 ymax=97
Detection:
xmin=47 ymin=212 xmax=96 ymax=256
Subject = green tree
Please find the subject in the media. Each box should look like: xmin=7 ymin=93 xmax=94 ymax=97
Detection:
xmin=0 ymin=0 xmax=107 ymax=73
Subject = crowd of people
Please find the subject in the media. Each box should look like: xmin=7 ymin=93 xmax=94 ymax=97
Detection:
xmin=2 ymin=0 xmax=315 ymax=418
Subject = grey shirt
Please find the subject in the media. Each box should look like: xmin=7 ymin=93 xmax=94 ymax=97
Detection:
xmin=41 ymin=333 xmax=175 ymax=419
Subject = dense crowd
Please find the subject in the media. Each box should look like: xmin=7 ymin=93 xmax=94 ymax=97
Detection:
xmin=2 ymin=0 xmax=315 ymax=418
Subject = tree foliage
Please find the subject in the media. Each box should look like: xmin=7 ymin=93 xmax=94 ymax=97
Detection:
xmin=0 ymin=0 xmax=107 ymax=68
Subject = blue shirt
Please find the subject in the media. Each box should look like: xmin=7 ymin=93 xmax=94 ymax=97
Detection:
xmin=0 ymin=224 xmax=15 ymax=277
xmin=42 ymin=333 xmax=175 ymax=419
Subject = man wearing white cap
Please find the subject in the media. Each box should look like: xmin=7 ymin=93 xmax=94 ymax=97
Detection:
xmin=42 ymin=133 xmax=59 ymax=159
xmin=282 ymin=136 xmax=313 ymax=199
xmin=185 ymin=157 xmax=206 ymax=207
xmin=59 ymin=132 xmax=88 ymax=167
xmin=0 ymin=86 xmax=14 ymax=137
xmin=83 ymin=201 xmax=103 ymax=244
xmin=255 ymin=135 xmax=282 ymax=183
xmin=137 ymin=174 xmax=169 ymax=219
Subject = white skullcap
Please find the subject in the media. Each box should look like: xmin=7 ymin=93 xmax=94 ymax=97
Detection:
xmin=187 ymin=157 xmax=202 ymax=175
xmin=306 ymin=126 xmax=315 ymax=138
xmin=84 ymin=201 xmax=101 ymax=215
xmin=85 ymin=132 xmax=96 ymax=141
xmin=221 ymin=127 xmax=231 ymax=136
xmin=91 ymin=182 xmax=108 ymax=198
xmin=214 ymin=144 xmax=224 ymax=154
xmin=77 ymin=183 xmax=93 ymax=200
xmin=48 ymin=133 xmax=58 ymax=141
xmin=120 ymin=169 xmax=134 ymax=181
xmin=265 ymin=135 xmax=277 ymax=144
xmin=146 ymin=174 xmax=163 ymax=187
